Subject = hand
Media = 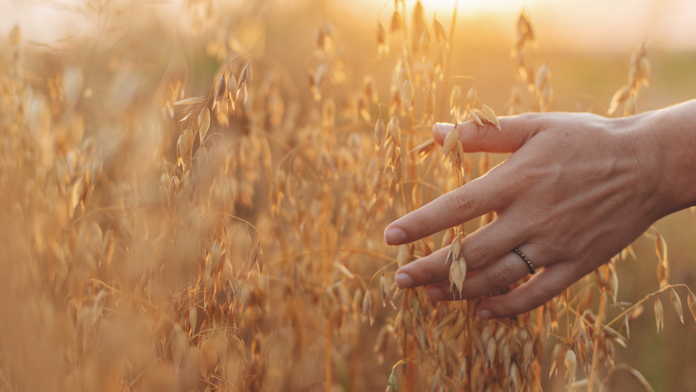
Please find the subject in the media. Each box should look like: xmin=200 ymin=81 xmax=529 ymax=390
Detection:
xmin=384 ymin=112 xmax=670 ymax=319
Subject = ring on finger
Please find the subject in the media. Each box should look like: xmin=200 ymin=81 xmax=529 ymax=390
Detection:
xmin=513 ymin=247 xmax=536 ymax=275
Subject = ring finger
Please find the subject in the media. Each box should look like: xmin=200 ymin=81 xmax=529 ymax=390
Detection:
xmin=424 ymin=244 xmax=555 ymax=301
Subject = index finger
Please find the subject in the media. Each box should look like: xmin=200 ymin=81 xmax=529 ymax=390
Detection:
xmin=384 ymin=166 xmax=513 ymax=245
xmin=432 ymin=113 xmax=545 ymax=153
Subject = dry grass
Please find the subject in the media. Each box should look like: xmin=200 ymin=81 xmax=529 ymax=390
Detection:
xmin=0 ymin=1 xmax=693 ymax=392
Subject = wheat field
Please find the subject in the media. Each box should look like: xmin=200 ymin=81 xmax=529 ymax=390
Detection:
xmin=1 ymin=0 xmax=696 ymax=391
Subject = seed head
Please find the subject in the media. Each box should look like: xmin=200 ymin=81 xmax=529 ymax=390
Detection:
xmin=565 ymin=349 xmax=577 ymax=382
xmin=379 ymin=275 xmax=390 ymax=306
xmin=375 ymin=117 xmax=385 ymax=148
xmin=655 ymin=298 xmax=664 ymax=333
xmin=670 ymin=289 xmax=684 ymax=324
xmin=442 ymin=125 xmax=459 ymax=158
xmin=362 ymin=290 xmax=374 ymax=325
xmin=402 ymin=80 xmax=414 ymax=112
xmin=481 ymin=105 xmax=501 ymax=130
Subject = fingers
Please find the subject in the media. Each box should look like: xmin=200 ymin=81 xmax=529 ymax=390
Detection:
xmin=431 ymin=113 xmax=545 ymax=153
xmin=420 ymin=244 xmax=552 ymax=301
xmin=475 ymin=261 xmax=580 ymax=319
xmin=394 ymin=245 xmax=450 ymax=288
xmin=384 ymin=168 xmax=514 ymax=246
xmin=394 ymin=217 xmax=531 ymax=289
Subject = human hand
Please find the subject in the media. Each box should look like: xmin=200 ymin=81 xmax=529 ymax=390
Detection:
xmin=384 ymin=112 xmax=671 ymax=319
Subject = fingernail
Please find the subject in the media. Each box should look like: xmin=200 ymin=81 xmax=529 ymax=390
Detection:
xmin=426 ymin=286 xmax=445 ymax=301
xmin=384 ymin=227 xmax=406 ymax=245
xmin=395 ymin=272 xmax=415 ymax=288
xmin=436 ymin=123 xmax=452 ymax=138
xmin=477 ymin=308 xmax=492 ymax=320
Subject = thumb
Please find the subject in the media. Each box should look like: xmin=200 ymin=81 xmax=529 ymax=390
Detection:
xmin=432 ymin=113 xmax=545 ymax=153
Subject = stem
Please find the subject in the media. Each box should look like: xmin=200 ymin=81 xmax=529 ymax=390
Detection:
xmin=322 ymin=229 xmax=332 ymax=392
xmin=437 ymin=0 xmax=459 ymax=122
xmin=407 ymin=337 xmax=415 ymax=392
xmin=587 ymin=290 xmax=606 ymax=392
xmin=606 ymin=283 xmax=691 ymax=329
xmin=349 ymin=334 xmax=359 ymax=392
xmin=325 ymin=317 xmax=332 ymax=392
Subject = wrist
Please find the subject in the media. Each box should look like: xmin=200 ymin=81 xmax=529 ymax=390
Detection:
xmin=633 ymin=103 xmax=696 ymax=216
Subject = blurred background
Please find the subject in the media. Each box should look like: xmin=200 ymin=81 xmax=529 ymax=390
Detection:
xmin=3 ymin=0 xmax=696 ymax=390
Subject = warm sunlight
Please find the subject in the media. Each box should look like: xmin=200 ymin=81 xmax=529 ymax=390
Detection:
xmin=3 ymin=1 xmax=696 ymax=391
xmin=418 ymin=0 xmax=539 ymax=13
xmin=341 ymin=0 xmax=696 ymax=52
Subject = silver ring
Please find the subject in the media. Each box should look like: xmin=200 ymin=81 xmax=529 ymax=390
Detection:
xmin=513 ymin=248 xmax=536 ymax=275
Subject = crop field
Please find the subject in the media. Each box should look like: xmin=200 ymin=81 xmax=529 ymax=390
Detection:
xmin=1 ymin=0 xmax=696 ymax=391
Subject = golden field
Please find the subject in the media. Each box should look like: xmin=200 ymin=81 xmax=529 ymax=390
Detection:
xmin=1 ymin=0 xmax=696 ymax=391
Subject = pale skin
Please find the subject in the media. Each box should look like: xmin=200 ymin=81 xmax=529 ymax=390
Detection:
xmin=384 ymin=100 xmax=696 ymax=319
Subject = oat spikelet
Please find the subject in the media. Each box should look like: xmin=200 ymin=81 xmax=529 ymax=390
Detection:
xmin=377 ymin=22 xmax=388 ymax=55
xmin=449 ymin=255 xmax=466 ymax=297
xmin=654 ymin=298 xmax=664 ymax=333
xmin=362 ymin=290 xmax=374 ymax=325
xmin=670 ymin=288 xmax=684 ymax=324
xmin=243 ymin=230 xmax=251 ymax=263
xmin=549 ymin=342 xmax=563 ymax=377
xmin=387 ymin=115 xmax=400 ymax=144
xmin=608 ymin=85 xmax=631 ymax=115
xmin=375 ymin=116 xmax=385 ymax=148
xmin=397 ymin=245 xmax=410 ymax=267
xmin=503 ymin=342 xmax=511 ymax=375
xmin=481 ymin=105 xmax=501 ymax=130
xmin=467 ymin=108 xmax=484 ymax=126
xmin=250 ymin=243 xmax=260 ymax=271
xmin=198 ymin=108 xmax=211 ymax=144
xmin=688 ymin=292 xmax=696 ymax=322
xmin=450 ymin=84 xmax=461 ymax=116
xmin=189 ymin=303 xmax=197 ymax=333
xmin=390 ymin=11 xmax=402 ymax=34
xmin=229 ymin=334 xmax=247 ymax=364
xmin=379 ymin=275 xmax=390 ymax=307
xmin=535 ymin=64 xmax=550 ymax=92
xmin=466 ymin=87 xmax=477 ymax=109
xmin=442 ymin=125 xmax=459 ymax=158
xmin=565 ymin=349 xmax=577 ymax=387
xmin=410 ymin=138 xmax=437 ymax=161
xmin=432 ymin=15 xmax=448 ymax=49
xmin=446 ymin=234 xmax=463 ymax=265
xmin=227 ymin=74 xmax=237 ymax=112
xmin=523 ymin=340 xmax=533 ymax=371
xmin=403 ymin=80 xmax=414 ymax=112
xmin=449 ymin=257 xmax=462 ymax=296
xmin=174 ymin=96 xmax=206 ymax=106
xmin=257 ymin=246 xmax=264 ymax=273
xmin=510 ymin=362 xmax=520 ymax=391
xmin=441 ymin=228 xmax=455 ymax=248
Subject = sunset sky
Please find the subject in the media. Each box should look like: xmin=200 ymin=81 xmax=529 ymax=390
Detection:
xmin=3 ymin=0 xmax=696 ymax=53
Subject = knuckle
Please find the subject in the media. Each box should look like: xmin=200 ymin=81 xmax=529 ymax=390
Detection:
xmin=449 ymin=188 xmax=476 ymax=215
xmin=464 ymin=242 xmax=488 ymax=268
xmin=529 ymin=286 xmax=553 ymax=311
xmin=410 ymin=211 xmax=430 ymax=237
xmin=514 ymin=166 xmax=539 ymax=188
xmin=569 ymin=259 xmax=590 ymax=278
xmin=533 ymin=212 xmax=553 ymax=228
xmin=518 ymin=112 xmax=546 ymax=131
xmin=424 ymin=264 xmax=443 ymax=283
xmin=487 ymin=262 xmax=515 ymax=288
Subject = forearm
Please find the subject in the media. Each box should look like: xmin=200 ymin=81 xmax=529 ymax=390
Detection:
xmin=636 ymin=100 xmax=696 ymax=214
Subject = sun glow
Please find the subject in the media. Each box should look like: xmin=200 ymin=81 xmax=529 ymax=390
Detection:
xmin=419 ymin=0 xmax=540 ymax=14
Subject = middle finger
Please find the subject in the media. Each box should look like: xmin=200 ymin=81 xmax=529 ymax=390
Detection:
xmin=394 ymin=215 xmax=529 ymax=289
